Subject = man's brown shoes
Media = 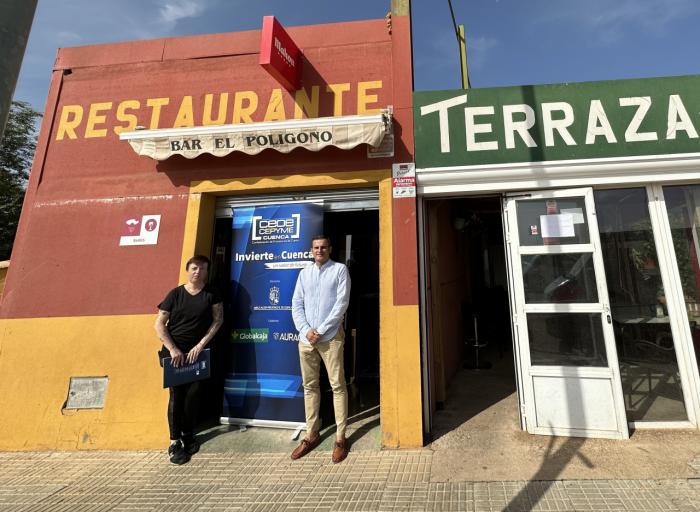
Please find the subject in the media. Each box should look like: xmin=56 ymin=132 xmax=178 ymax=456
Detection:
xmin=291 ymin=435 xmax=349 ymax=463
xmin=291 ymin=434 xmax=320 ymax=460
xmin=332 ymin=438 xmax=349 ymax=464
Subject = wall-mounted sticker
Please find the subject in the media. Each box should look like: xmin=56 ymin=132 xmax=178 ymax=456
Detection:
xmin=392 ymin=162 xmax=416 ymax=198
xmin=530 ymin=225 xmax=539 ymax=236
xmin=119 ymin=215 xmax=161 ymax=246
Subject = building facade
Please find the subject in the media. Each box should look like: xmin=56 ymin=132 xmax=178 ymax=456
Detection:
xmin=415 ymin=76 xmax=700 ymax=440
xmin=0 ymin=15 xmax=423 ymax=450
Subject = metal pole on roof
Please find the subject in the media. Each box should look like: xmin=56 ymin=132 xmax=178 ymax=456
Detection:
xmin=458 ymin=25 xmax=470 ymax=89
xmin=0 ymin=0 xmax=37 ymax=140
xmin=447 ymin=0 xmax=470 ymax=89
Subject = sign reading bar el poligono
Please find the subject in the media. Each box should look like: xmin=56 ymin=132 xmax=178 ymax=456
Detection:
xmin=259 ymin=16 xmax=302 ymax=91
xmin=414 ymin=74 xmax=700 ymax=169
xmin=120 ymin=113 xmax=390 ymax=160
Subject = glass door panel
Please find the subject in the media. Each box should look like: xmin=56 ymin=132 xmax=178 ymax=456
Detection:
xmin=662 ymin=184 xmax=700 ymax=381
xmin=527 ymin=313 xmax=608 ymax=366
xmin=517 ymin=197 xmax=590 ymax=246
xmin=594 ymin=188 xmax=688 ymax=422
xmin=521 ymin=253 xmax=598 ymax=303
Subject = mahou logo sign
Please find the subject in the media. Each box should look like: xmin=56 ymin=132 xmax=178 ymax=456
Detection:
xmin=259 ymin=15 xmax=302 ymax=90
xmin=251 ymin=213 xmax=301 ymax=242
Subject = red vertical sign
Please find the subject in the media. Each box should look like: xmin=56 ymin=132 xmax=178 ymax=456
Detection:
xmin=259 ymin=16 xmax=302 ymax=91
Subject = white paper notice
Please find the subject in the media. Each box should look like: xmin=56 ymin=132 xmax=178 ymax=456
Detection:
xmin=560 ymin=208 xmax=585 ymax=225
xmin=540 ymin=214 xmax=575 ymax=238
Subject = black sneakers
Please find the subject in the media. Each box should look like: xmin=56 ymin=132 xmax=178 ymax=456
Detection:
xmin=168 ymin=440 xmax=189 ymax=465
xmin=182 ymin=435 xmax=200 ymax=455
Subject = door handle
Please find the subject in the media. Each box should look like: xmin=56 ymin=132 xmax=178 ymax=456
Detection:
xmin=607 ymin=314 xmax=612 ymax=324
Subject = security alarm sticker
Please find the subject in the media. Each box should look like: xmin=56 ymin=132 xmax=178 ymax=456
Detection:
xmin=392 ymin=162 xmax=416 ymax=198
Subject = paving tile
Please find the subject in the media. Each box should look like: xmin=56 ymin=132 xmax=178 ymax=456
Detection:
xmin=380 ymin=483 xmax=430 ymax=511
xmin=0 ymin=450 xmax=700 ymax=512
xmin=386 ymin=452 xmax=432 ymax=485
xmin=332 ymin=483 xmax=385 ymax=511
xmin=196 ymin=486 xmax=258 ymax=512
xmin=425 ymin=482 xmax=474 ymax=511
xmin=285 ymin=483 xmax=342 ymax=512
xmin=0 ymin=483 xmax=67 ymax=510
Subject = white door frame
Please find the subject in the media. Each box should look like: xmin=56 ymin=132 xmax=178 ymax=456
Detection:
xmin=504 ymin=187 xmax=629 ymax=439
xmin=502 ymin=196 xmax=528 ymax=431
xmin=641 ymin=184 xmax=700 ymax=428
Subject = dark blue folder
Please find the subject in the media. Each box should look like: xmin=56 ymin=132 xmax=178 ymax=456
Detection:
xmin=162 ymin=348 xmax=211 ymax=388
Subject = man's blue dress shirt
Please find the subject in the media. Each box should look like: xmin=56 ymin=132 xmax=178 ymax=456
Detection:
xmin=292 ymin=259 xmax=351 ymax=345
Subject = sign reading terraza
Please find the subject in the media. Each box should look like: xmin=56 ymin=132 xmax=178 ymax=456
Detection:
xmin=414 ymin=75 xmax=700 ymax=168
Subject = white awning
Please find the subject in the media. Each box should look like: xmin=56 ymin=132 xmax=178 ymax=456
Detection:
xmin=119 ymin=111 xmax=392 ymax=161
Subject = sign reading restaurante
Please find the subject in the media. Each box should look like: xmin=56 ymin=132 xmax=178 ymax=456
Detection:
xmin=414 ymin=74 xmax=700 ymax=168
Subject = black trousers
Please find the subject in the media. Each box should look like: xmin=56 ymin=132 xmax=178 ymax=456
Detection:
xmin=167 ymin=381 xmax=199 ymax=440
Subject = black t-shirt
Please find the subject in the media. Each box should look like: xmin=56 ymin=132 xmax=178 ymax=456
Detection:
xmin=158 ymin=285 xmax=223 ymax=351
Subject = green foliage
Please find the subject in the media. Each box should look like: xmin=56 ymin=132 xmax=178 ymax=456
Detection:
xmin=0 ymin=101 xmax=41 ymax=260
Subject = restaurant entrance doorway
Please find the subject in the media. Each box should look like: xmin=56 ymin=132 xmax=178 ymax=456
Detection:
xmin=423 ymin=196 xmax=519 ymax=441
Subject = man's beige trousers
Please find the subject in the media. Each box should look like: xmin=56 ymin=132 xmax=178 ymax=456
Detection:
xmin=298 ymin=327 xmax=347 ymax=438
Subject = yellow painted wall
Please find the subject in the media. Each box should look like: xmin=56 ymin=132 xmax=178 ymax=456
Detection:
xmin=377 ymin=178 xmax=423 ymax=448
xmin=0 ymin=169 xmax=424 ymax=450
xmin=0 ymin=315 xmax=167 ymax=450
xmin=188 ymin=171 xmax=424 ymax=448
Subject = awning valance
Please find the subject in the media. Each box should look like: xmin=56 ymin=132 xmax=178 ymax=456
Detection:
xmin=119 ymin=111 xmax=392 ymax=161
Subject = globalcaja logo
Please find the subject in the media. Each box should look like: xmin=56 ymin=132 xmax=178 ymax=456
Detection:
xmin=231 ymin=328 xmax=269 ymax=343
xmin=251 ymin=213 xmax=301 ymax=242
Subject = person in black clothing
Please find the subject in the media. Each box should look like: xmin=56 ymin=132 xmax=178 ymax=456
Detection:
xmin=155 ymin=255 xmax=223 ymax=465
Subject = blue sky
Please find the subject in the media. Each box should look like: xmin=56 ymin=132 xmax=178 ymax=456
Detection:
xmin=13 ymin=0 xmax=700 ymax=112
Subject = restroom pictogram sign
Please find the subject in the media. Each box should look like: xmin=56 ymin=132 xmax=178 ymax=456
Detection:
xmin=119 ymin=214 xmax=161 ymax=246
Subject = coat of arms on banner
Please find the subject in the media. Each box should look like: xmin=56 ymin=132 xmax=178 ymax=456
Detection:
xmin=269 ymin=285 xmax=280 ymax=305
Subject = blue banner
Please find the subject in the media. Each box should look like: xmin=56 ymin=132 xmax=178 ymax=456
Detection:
xmin=223 ymin=203 xmax=323 ymax=424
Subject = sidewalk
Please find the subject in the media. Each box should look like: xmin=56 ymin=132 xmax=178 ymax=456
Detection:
xmin=1 ymin=445 xmax=699 ymax=511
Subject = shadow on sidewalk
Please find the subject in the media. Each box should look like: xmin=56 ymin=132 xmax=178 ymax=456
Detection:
xmin=318 ymin=405 xmax=381 ymax=447
xmin=502 ymin=435 xmax=592 ymax=510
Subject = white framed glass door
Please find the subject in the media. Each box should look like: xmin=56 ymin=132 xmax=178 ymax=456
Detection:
xmin=594 ymin=187 xmax=697 ymax=427
xmin=504 ymin=188 xmax=629 ymax=439
xmin=646 ymin=184 xmax=700 ymax=425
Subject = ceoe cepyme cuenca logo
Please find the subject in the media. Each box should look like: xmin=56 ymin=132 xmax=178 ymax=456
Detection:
xmin=251 ymin=213 xmax=301 ymax=242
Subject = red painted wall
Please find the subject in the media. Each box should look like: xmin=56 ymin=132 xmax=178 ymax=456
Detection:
xmin=389 ymin=14 xmax=418 ymax=306
xmin=1 ymin=18 xmax=418 ymax=319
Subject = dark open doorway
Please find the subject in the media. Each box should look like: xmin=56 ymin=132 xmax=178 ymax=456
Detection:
xmin=321 ymin=210 xmax=380 ymax=436
xmin=205 ymin=207 xmax=380 ymax=438
xmin=424 ymin=196 xmax=518 ymax=442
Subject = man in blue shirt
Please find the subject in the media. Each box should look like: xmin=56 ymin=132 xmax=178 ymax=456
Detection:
xmin=291 ymin=235 xmax=351 ymax=463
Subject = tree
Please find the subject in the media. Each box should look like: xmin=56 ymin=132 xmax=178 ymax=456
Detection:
xmin=0 ymin=101 xmax=41 ymax=260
